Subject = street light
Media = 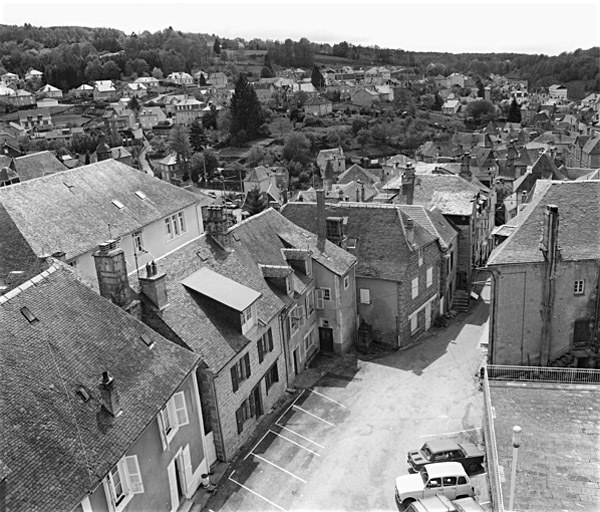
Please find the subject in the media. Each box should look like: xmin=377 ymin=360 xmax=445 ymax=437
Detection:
xmin=508 ymin=425 xmax=522 ymax=511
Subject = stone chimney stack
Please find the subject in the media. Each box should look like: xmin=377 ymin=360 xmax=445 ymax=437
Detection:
xmin=93 ymin=240 xmax=131 ymax=307
xmin=139 ymin=261 xmax=168 ymax=311
xmin=205 ymin=205 xmax=231 ymax=250
xmin=540 ymin=204 xmax=559 ymax=259
xmin=460 ymin=152 xmax=472 ymax=182
xmin=402 ymin=162 xmax=415 ymax=205
xmin=99 ymin=371 xmax=121 ymax=417
xmin=316 ymin=189 xmax=326 ymax=242
xmin=405 ymin=217 xmax=415 ymax=246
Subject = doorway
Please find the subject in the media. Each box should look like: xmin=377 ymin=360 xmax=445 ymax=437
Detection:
xmin=293 ymin=348 xmax=300 ymax=375
xmin=252 ymin=384 xmax=263 ymax=418
xmin=319 ymin=327 xmax=334 ymax=353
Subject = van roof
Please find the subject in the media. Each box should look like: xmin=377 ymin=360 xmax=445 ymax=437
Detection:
xmin=423 ymin=461 xmax=467 ymax=478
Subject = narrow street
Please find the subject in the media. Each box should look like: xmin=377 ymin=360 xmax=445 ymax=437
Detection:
xmin=203 ymin=285 xmax=491 ymax=512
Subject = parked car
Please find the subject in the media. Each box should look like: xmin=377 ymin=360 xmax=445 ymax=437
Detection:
xmin=407 ymin=439 xmax=484 ymax=473
xmin=452 ymin=497 xmax=486 ymax=512
xmin=404 ymin=495 xmax=486 ymax=512
xmin=395 ymin=462 xmax=475 ymax=510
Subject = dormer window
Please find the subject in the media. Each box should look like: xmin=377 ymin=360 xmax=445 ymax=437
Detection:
xmin=285 ymin=276 xmax=292 ymax=295
xmin=241 ymin=304 xmax=257 ymax=335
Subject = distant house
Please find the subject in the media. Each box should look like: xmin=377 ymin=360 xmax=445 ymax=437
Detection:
xmin=548 ymin=84 xmax=568 ymax=100
xmin=36 ymin=83 xmax=63 ymax=99
xmin=103 ymin=105 xmax=137 ymax=131
xmin=8 ymin=89 xmax=34 ymax=107
xmin=134 ymin=76 xmax=160 ymax=89
xmin=24 ymin=68 xmax=43 ymax=81
xmin=1 ymin=72 xmax=19 ymax=86
xmin=243 ymin=166 xmax=287 ymax=205
xmin=317 ymin=147 xmax=346 ymax=187
xmin=303 ymin=95 xmax=333 ymax=116
xmin=124 ymin=82 xmax=148 ymax=98
xmin=93 ymin=80 xmax=117 ymax=101
xmin=155 ymin=152 xmax=184 ymax=183
xmin=193 ymin=70 xmax=209 ymax=84
xmin=253 ymin=82 xmax=275 ymax=103
xmin=350 ymin=87 xmax=379 ymax=108
xmin=167 ymin=72 xmax=194 ymax=86
xmin=364 ymin=66 xmax=391 ymax=85
xmin=72 ymin=83 xmax=93 ymax=98
xmin=442 ymin=99 xmax=461 ymax=115
xmin=138 ymin=106 xmax=167 ymax=130
xmin=17 ymin=108 xmax=52 ymax=130
xmin=208 ymin=72 xmax=228 ymax=89
xmin=171 ymin=96 xmax=204 ymax=125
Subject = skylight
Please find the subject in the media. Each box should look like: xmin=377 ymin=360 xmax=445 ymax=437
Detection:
xmin=20 ymin=306 xmax=38 ymax=323
xmin=140 ymin=333 xmax=155 ymax=349
xmin=135 ymin=190 xmax=147 ymax=200
xmin=111 ymin=199 xmax=125 ymax=209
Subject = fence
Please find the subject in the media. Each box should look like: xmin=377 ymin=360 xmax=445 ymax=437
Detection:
xmin=482 ymin=366 xmax=505 ymax=512
xmin=487 ymin=364 xmax=600 ymax=385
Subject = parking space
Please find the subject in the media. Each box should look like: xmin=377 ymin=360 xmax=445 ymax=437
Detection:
xmin=213 ymin=296 xmax=491 ymax=512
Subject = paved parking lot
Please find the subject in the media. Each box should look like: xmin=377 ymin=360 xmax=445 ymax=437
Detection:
xmin=209 ymin=291 xmax=491 ymax=512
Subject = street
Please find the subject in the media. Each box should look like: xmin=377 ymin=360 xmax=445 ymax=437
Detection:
xmin=207 ymin=287 xmax=490 ymax=512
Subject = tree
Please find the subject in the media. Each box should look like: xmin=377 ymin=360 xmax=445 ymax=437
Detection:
xmin=189 ymin=118 xmax=206 ymax=152
xmin=477 ymin=78 xmax=485 ymax=98
xmin=356 ymin=129 xmax=373 ymax=149
xmin=244 ymin=186 xmax=269 ymax=216
xmin=282 ymin=132 xmax=311 ymax=164
xmin=203 ymin=147 xmax=219 ymax=181
xmin=202 ymin=105 xmax=218 ymax=130
xmin=230 ymin=74 xmax=263 ymax=140
xmin=270 ymin=117 xmax=293 ymax=138
xmin=151 ymin=67 xmax=163 ymax=80
xmin=71 ymin=133 xmax=97 ymax=155
xmin=260 ymin=66 xmax=274 ymax=79
xmin=464 ymin=99 xmax=496 ymax=128
xmin=311 ymin=65 xmax=325 ymax=89
xmin=190 ymin=152 xmax=205 ymax=183
xmin=507 ymin=97 xmax=522 ymax=123
xmin=199 ymin=73 xmax=207 ymax=86
xmin=213 ymin=37 xmax=221 ymax=55
xmin=129 ymin=95 xmax=141 ymax=113
xmin=169 ymin=125 xmax=192 ymax=178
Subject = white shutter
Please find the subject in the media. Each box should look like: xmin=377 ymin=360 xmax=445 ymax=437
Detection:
xmin=182 ymin=446 xmax=193 ymax=497
xmin=124 ymin=455 xmax=145 ymax=494
xmin=316 ymin=289 xmax=324 ymax=309
xmin=167 ymin=460 xmax=179 ymax=512
xmin=157 ymin=412 xmax=168 ymax=451
xmin=359 ymin=288 xmax=370 ymax=304
xmin=298 ymin=305 xmax=306 ymax=326
xmin=173 ymin=391 xmax=189 ymax=427
xmin=102 ymin=479 xmax=117 ymax=512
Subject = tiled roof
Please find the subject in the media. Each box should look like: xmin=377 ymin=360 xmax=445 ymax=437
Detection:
xmin=487 ymin=180 xmax=600 ymax=265
xmin=0 ymin=265 xmax=199 ymax=512
xmin=135 ymin=209 xmax=355 ymax=373
xmin=281 ymin=202 xmax=435 ymax=282
xmin=337 ymin=164 xmax=380 ymax=185
xmin=397 ymin=205 xmax=458 ymax=250
xmin=0 ymin=159 xmax=203 ymax=260
xmin=582 ymin=135 xmax=600 ymax=155
xmin=12 ymin=151 xmax=67 ymax=181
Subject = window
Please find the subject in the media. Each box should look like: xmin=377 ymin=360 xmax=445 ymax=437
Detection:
xmin=574 ymin=280 xmax=585 ymax=295
xmin=265 ymin=362 xmax=279 ymax=394
xmin=426 ymin=267 xmax=433 ymax=288
xmin=411 ymin=277 xmax=419 ymax=299
xmin=158 ymin=391 xmax=189 ymax=448
xmin=305 ymin=291 xmax=315 ymax=315
xmin=241 ymin=305 xmax=256 ymax=334
xmin=297 ymin=305 xmax=306 ymax=327
xmin=290 ymin=305 xmax=300 ymax=335
xmin=133 ymin=231 xmax=143 ymax=253
xmin=165 ymin=211 xmax=187 ymax=240
xmin=304 ymin=328 xmax=315 ymax=355
xmin=410 ymin=314 xmax=418 ymax=334
xmin=315 ymin=289 xmax=324 ymax=309
xmin=257 ymin=328 xmax=274 ymax=363
xmin=231 ymin=353 xmax=251 ymax=392
xmin=457 ymin=476 xmax=467 ymax=485
xmin=343 ymin=275 xmax=350 ymax=289
xmin=418 ymin=248 xmax=423 ymax=266
xmin=68 ymin=259 xmax=78 ymax=268
xmin=359 ymin=288 xmax=371 ymax=304
xmin=322 ymin=288 xmax=331 ymax=301
xmin=442 ymin=476 xmax=457 ymax=486
xmin=347 ymin=238 xmax=357 ymax=249
xmin=235 ymin=400 xmax=250 ymax=434
xmin=105 ymin=455 xmax=144 ymax=511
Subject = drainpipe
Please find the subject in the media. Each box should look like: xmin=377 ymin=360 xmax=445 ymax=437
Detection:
xmin=539 ymin=205 xmax=559 ymax=366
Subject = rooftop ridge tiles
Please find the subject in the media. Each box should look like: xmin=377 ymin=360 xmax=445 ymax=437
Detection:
xmin=0 ymin=263 xmax=60 ymax=306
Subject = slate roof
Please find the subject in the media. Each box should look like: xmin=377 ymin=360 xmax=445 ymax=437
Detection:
xmin=0 ymin=159 xmax=205 ymax=260
xmin=0 ymin=264 xmax=199 ymax=512
xmin=337 ymin=164 xmax=380 ymax=185
xmin=487 ymin=180 xmax=600 ymax=265
xmin=11 ymin=151 xmax=67 ymax=181
xmin=396 ymin=205 xmax=458 ymax=250
xmin=582 ymin=135 xmax=600 ymax=155
xmin=135 ymin=209 xmax=355 ymax=373
xmin=281 ymin=202 xmax=436 ymax=282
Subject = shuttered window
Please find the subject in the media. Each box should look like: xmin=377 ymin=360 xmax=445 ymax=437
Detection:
xmin=157 ymin=391 xmax=190 ymax=449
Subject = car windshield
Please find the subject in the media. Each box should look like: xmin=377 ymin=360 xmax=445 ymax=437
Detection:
xmin=421 ymin=445 xmax=433 ymax=459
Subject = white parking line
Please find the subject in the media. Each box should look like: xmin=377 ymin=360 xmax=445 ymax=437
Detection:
xmin=275 ymin=424 xmax=325 ymax=449
xmin=269 ymin=429 xmax=320 ymax=456
xmin=228 ymin=470 xmax=288 ymax=512
xmin=275 ymin=392 xmax=304 ymax=425
xmin=292 ymin=404 xmax=335 ymax=427
xmin=309 ymin=388 xmax=346 ymax=408
xmin=250 ymin=453 xmax=307 ymax=483
xmin=419 ymin=427 xmax=481 ymax=438
xmin=245 ymin=430 xmax=271 ymax=460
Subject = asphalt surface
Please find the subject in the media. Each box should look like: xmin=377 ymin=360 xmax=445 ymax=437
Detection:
xmin=207 ymin=288 xmax=491 ymax=512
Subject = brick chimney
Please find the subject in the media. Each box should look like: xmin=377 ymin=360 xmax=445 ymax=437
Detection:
xmin=99 ymin=371 xmax=121 ymax=417
xmin=139 ymin=261 xmax=168 ymax=310
xmin=402 ymin=162 xmax=415 ymax=205
xmin=405 ymin=217 xmax=415 ymax=246
xmin=93 ymin=240 xmax=132 ymax=307
xmin=316 ymin=189 xmax=327 ymax=242
xmin=205 ymin=205 xmax=231 ymax=249
xmin=460 ymin=152 xmax=472 ymax=181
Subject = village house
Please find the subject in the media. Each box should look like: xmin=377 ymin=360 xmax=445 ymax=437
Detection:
xmin=17 ymin=107 xmax=52 ymax=130
xmin=350 ymin=87 xmax=379 ymax=108
xmin=0 ymin=159 xmax=213 ymax=290
xmin=134 ymin=76 xmax=160 ymax=89
xmin=9 ymin=150 xmax=67 ymax=181
xmin=103 ymin=105 xmax=137 ymax=132
xmin=487 ymin=180 xmax=600 ymax=367
xmin=252 ymin=82 xmax=275 ymax=103
xmin=1 ymin=71 xmax=19 ymax=86
xmin=36 ymin=83 xmax=63 ymax=99
xmin=138 ymin=106 xmax=167 ymax=130
xmin=364 ymin=66 xmax=391 ymax=85
xmin=123 ymin=82 xmax=148 ymax=98
xmin=243 ymin=165 xmax=288 ymax=205
xmin=317 ymin=147 xmax=346 ymax=188
xmin=171 ymin=96 xmax=204 ymax=125
xmin=282 ymin=193 xmax=457 ymax=348
xmin=24 ymin=68 xmax=43 ymax=82
xmin=548 ymin=84 xmax=568 ymax=100
xmin=208 ymin=72 xmax=228 ymax=89
xmin=93 ymin=80 xmax=117 ymax=102
xmin=167 ymin=72 xmax=194 ymax=86
xmin=303 ymin=95 xmax=333 ymax=117
xmin=72 ymin=83 xmax=94 ymax=98
xmin=130 ymin=206 xmax=356 ymax=462
xmin=442 ymin=99 xmax=461 ymax=115
xmin=0 ymin=262 xmax=210 ymax=512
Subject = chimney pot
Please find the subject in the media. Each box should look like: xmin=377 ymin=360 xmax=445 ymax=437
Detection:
xmin=405 ymin=217 xmax=415 ymax=245
xmin=99 ymin=371 xmax=121 ymax=417
xmin=139 ymin=262 xmax=168 ymax=310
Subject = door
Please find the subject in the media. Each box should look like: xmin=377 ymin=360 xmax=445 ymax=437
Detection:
xmin=457 ymin=272 xmax=467 ymax=290
xmin=252 ymin=384 xmax=263 ymax=418
xmin=573 ymin=318 xmax=591 ymax=349
xmin=319 ymin=327 xmax=334 ymax=354
xmin=293 ymin=348 xmax=300 ymax=375
xmin=425 ymin=302 xmax=432 ymax=331
xmin=167 ymin=460 xmax=180 ymax=512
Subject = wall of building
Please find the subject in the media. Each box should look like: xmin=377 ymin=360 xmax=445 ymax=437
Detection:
xmin=490 ymin=260 xmax=599 ymax=365
xmin=212 ymin=318 xmax=286 ymax=462
xmin=336 ymin=266 xmax=357 ymax=353
xmin=285 ymin=285 xmax=318 ymax=380
xmin=83 ymin=371 xmax=207 ymax=512
xmin=356 ymin=276 xmax=399 ymax=347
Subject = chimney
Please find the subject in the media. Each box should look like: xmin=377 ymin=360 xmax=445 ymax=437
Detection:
xmin=268 ymin=200 xmax=281 ymax=211
xmin=139 ymin=261 xmax=168 ymax=310
xmin=93 ymin=240 xmax=132 ymax=307
xmin=540 ymin=204 xmax=559 ymax=258
xmin=402 ymin=162 xmax=415 ymax=205
xmin=460 ymin=152 xmax=472 ymax=181
xmin=316 ymin=189 xmax=326 ymax=241
xmin=205 ymin=205 xmax=231 ymax=249
xmin=405 ymin=217 xmax=415 ymax=246
xmin=99 ymin=371 xmax=121 ymax=417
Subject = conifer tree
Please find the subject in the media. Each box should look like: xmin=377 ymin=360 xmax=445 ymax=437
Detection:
xmin=230 ymin=74 xmax=264 ymax=140
xmin=311 ymin=65 xmax=325 ymax=89
xmin=507 ymin=97 xmax=522 ymax=123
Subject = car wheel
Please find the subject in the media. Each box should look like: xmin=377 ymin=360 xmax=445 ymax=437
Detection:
xmin=402 ymin=498 xmax=415 ymax=507
xmin=468 ymin=462 xmax=480 ymax=473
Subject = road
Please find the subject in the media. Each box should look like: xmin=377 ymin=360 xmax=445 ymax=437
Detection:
xmin=206 ymin=288 xmax=491 ymax=512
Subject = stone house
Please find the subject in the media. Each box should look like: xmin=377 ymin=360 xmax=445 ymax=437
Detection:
xmin=303 ymin=96 xmax=333 ymax=117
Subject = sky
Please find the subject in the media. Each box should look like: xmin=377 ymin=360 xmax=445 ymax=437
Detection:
xmin=1 ymin=0 xmax=599 ymax=56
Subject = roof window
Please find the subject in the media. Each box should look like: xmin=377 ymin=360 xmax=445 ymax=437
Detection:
xmin=135 ymin=190 xmax=147 ymax=200
xmin=140 ymin=333 xmax=155 ymax=349
xmin=20 ymin=306 xmax=38 ymax=323
xmin=111 ymin=199 xmax=125 ymax=209
xmin=76 ymin=386 xmax=91 ymax=402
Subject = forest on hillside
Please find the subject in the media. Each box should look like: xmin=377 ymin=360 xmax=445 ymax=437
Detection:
xmin=0 ymin=24 xmax=597 ymax=97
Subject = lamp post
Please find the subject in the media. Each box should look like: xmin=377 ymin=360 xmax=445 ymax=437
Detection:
xmin=508 ymin=425 xmax=522 ymax=511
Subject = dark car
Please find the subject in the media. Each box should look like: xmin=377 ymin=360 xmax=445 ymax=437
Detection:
xmin=407 ymin=439 xmax=484 ymax=474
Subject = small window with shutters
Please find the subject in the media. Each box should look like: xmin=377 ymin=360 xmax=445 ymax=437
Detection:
xmin=157 ymin=391 xmax=189 ymax=449
xmin=104 ymin=454 xmax=145 ymax=511
xmin=315 ymin=289 xmax=324 ymax=309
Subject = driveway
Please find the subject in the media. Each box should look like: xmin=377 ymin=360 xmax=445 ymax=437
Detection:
xmin=208 ymin=289 xmax=490 ymax=512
